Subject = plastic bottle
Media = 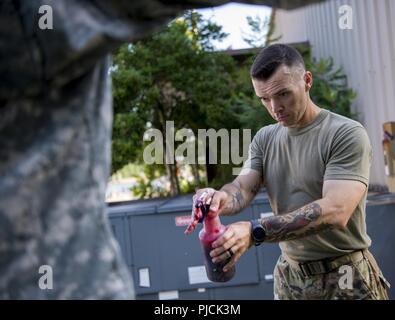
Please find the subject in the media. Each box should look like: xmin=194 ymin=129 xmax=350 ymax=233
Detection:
xmin=194 ymin=196 xmax=236 ymax=282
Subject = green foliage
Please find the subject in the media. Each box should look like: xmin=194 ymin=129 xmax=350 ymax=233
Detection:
xmin=113 ymin=14 xmax=237 ymax=132
xmin=207 ymin=164 xmax=234 ymax=191
xmin=111 ymin=11 xmax=241 ymax=197
xmin=230 ymin=56 xmax=276 ymax=135
xmin=242 ymin=11 xmax=281 ymax=48
xmin=179 ymin=175 xmax=196 ymax=194
xmin=306 ymin=55 xmax=356 ymax=118
xmin=129 ymin=164 xmax=167 ymax=198
xmin=182 ymin=10 xmax=228 ymax=51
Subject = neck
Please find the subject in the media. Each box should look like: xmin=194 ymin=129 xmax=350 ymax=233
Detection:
xmin=294 ymin=101 xmax=321 ymax=128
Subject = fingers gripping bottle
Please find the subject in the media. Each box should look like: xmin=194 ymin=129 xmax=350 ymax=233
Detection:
xmin=195 ymin=194 xmax=236 ymax=282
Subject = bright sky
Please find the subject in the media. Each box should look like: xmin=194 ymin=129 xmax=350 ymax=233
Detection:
xmin=197 ymin=2 xmax=272 ymax=51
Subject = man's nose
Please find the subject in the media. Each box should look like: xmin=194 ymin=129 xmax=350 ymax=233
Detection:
xmin=270 ymin=98 xmax=283 ymax=113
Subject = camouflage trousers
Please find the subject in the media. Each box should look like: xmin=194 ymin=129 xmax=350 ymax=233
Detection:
xmin=273 ymin=250 xmax=390 ymax=300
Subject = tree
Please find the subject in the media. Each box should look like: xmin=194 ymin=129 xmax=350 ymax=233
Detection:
xmin=305 ymin=55 xmax=356 ymax=119
xmin=242 ymin=9 xmax=281 ymax=48
xmin=111 ymin=11 xmax=240 ymax=197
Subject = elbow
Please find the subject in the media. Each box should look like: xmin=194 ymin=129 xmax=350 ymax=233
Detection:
xmin=335 ymin=216 xmax=349 ymax=229
xmin=330 ymin=204 xmax=351 ymax=229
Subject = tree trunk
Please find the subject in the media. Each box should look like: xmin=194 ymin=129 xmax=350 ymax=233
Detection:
xmin=205 ymin=145 xmax=217 ymax=184
xmin=265 ymin=8 xmax=279 ymax=46
xmin=167 ymin=163 xmax=180 ymax=196
xmin=191 ymin=164 xmax=201 ymax=189
xmin=174 ymin=163 xmax=180 ymax=195
xmin=155 ymin=103 xmax=180 ymax=196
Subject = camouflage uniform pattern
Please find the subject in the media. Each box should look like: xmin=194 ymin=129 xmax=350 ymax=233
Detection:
xmin=0 ymin=0 xmax=186 ymax=299
xmin=274 ymin=252 xmax=389 ymax=300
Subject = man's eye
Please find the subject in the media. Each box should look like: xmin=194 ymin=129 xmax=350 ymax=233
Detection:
xmin=261 ymin=97 xmax=269 ymax=102
xmin=280 ymin=92 xmax=289 ymax=97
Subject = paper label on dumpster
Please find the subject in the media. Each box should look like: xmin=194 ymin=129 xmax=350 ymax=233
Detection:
xmin=138 ymin=268 xmax=150 ymax=287
xmin=260 ymin=212 xmax=274 ymax=219
xmin=264 ymin=274 xmax=274 ymax=281
xmin=175 ymin=215 xmax=192 ymax=226
xmin=188 ymin=266 xmax=211 ymax=284
xmin=158 ymin=290 xmax=179 ymax=300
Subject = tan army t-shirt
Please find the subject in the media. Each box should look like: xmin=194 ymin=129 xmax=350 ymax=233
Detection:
xmin=244 ymin=108 xmax=372 ymax=261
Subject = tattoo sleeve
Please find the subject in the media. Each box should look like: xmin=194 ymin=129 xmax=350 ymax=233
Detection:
xmin=219 ymin=178 xmax=262 ymax=216
xmin=219 ymin=182 xmax=247 ymax=215
xmin=261 ymin=202 xmax=333 ymax=242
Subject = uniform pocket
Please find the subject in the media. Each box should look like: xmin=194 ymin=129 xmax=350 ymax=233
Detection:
xmin=352 ymin=256 xmax=392 ymax=300
xmin=325 ymin=260 xmax=372 ymax=300
xmin=361 ymin=250 xmax=390 ymax=299
xmin=351 ymin=258 xmax=376 ymax=299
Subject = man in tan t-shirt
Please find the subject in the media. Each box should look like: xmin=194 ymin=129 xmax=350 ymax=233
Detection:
xmin=189 ymin=44 xmax=389 ymax=299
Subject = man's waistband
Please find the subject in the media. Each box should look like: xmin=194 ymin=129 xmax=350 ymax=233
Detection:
xmin=282 ymin=249 xmax=367 ymax=278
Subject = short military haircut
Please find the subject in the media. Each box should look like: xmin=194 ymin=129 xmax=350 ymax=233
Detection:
xmin=250 ymin=44 xmax=305 ymax=80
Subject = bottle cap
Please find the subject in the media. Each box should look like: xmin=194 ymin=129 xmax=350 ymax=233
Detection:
xmin=195 ymin=192 xmax=210 ymax=223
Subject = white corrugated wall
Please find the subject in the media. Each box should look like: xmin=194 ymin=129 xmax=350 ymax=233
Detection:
xmin=271 ymin=0 xmax=395 ymax=188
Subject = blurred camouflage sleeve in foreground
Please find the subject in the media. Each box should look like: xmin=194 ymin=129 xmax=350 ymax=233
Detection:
xmin=0 ymin=0 xmax=325 ymax=299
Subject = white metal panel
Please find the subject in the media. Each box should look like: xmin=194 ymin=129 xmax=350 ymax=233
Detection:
xmin=272 ymin=0 xmax=395 ymax=187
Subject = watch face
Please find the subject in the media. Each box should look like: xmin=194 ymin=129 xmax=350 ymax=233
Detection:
xmin=253 ymin=226 xmax=265 ymax=241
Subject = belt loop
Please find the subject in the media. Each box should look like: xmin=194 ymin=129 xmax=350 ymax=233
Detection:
xmin=299 ymin=263 xmax=309 ymax=277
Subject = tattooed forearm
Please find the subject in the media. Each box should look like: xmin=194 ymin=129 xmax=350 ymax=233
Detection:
xmin=261 ymin=202 xmax=333 ymax=242
xmin=231 ymin=190 xmax=244 ymax=211
xmin=219 ymin=176 xmax=262 ymax=216
xmin=220 ymin=182 xmax=247 ymax=215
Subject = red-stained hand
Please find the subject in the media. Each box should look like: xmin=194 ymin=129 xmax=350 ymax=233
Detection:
xmin=184 ymin=188 xmax=216 ymax=234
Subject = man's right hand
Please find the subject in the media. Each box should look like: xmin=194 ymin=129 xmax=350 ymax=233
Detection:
xmin=185 ymin=168 xmax=263 ymax=234
xmin=184 ymin=188 xmax=229 ymax=234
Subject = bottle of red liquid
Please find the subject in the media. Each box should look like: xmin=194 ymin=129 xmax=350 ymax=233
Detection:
xmin=187 ymin=193 xmax=235 ymax=282
xmin=199 ymin=212 xmax=236 ymax=282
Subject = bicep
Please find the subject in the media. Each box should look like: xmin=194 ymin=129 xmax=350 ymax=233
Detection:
xmin=324 ymin=126 xmax=372 ymax=185
xmin=322 ymin=179 xmax=367 ymax=224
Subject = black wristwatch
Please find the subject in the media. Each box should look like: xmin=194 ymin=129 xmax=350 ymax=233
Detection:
xmin=250 ymin=219 xmax=266 ymax=246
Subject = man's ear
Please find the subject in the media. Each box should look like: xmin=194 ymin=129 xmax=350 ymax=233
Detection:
xmin=304 ymin=71 xmax=313 ymax=91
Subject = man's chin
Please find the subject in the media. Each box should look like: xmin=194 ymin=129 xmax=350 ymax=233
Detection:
xmin=278 ymin=119 xmax=292 ymax=127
